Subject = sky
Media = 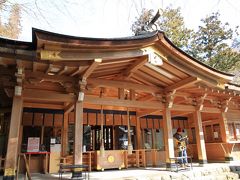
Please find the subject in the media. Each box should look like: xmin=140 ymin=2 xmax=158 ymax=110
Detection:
xmin=7 ymin=0 xmax=240 ymax=41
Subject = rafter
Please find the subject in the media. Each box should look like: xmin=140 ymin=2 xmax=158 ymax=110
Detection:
xmin=122 ymin=56 xmax=148 ymax=79
xmin=70 ymin=66 xmax=83 ymax=77
xmin=145 ymin=62 xmax=181 ymax=81
xmin=81 ymin=58 xmax=102 ymax=80
xmin=58 ymin=66 xmax=68 ymax=75
xmin=165 ymin=76 xmax=200 ymax=92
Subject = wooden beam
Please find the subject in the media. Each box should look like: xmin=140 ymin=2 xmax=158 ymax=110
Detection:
xmin=23 ymin=102 xmax=64 ymax=109
xmin=84 ymin=95 xmax=163 ymax=109
xmin=0 ymin=47 xmax=35 ymax=61
xmin=197 ymin=93 xmax=208 ymax=111
xmin=25 ymin=71 xmax=76 ymax=84
xmin=137 ymin=94 xmax=155 ymax=101
xmin=64 ymin=103 xmax=74 ymax=114
xmin=81 ymin=58 xmax=102 ymax=80
xmin=4 ymin=96 xmax=23 ymax=178
xmin=45 ymin=64 xmax=53 ymax=74
xmin=172 ymin=104 xmax=196 ymax=112
xmin=200 ymin=107 xmax=221 ymax=113
xmin=23 ymin=89 xmax=76 ymax=102
xmin=145 ymin=62 xmax=181 ymax=81
xmin=167 ymin=57 xmax=226 ymax=87
xmin=87 ymin=78 xmax=162 ymax=93
xmin=136 ymin=109 xmax=160 ymax=118
xmin=122 ymin=56 xmax=148 ymax=79
xmin=58 ymin=66 xmax=68 ymax=75
xmin=40 ymin=49 xmax=145 ymax=61
xmin=165 ymin=77 xmax=200 ymax=92
xmin=70 ymin=66 xmax=82 ymax=77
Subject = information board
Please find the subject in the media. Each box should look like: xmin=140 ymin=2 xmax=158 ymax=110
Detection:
xmin=27 ymin=137 xmax=40 ymax=152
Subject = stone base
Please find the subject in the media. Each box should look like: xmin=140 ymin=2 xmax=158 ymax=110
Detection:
xmin=198 ymin=159 xmax=208 ymax=166
xmin=71 ymin=171 xmax=82 ymax=179
xmin=225 ymin=156 xmax=233 ymax=162
xmin=166 ymin=162 xmax=178 ymax=171
xmin=3 ymin=176 xmax=14 ymax=180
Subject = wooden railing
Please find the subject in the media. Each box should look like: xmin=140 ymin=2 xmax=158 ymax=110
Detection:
xmin=60 ymin=149 xmax=166 ymax=171
xmin=125 ymin=150 xmax=146 ymax=168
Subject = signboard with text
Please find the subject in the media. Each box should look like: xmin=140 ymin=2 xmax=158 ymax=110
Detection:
xmin=27 ymin=137 xmax=40 ymax=152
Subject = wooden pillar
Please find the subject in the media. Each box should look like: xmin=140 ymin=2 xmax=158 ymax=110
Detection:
xmin=219 ymin=112 xmax=229 ymax=142
xmin=3 ymin=96 xmax=23 ymax=180
xmin=62 ymin=113 xmax=69 ymax=156
xmin=219 ymin=112 xmax=233 ymax=161
xmin=193 ymin=110 xmax=207 ymax=164
xmin=162 ymin=108 xmax=174 ymax=165
xmin=74 ymin=101 xmax=83 ymax=165
xmin=136 ymin=117 xmax=142 ymax=149
xmin=152 ymin=129 xmax=156 ymax=149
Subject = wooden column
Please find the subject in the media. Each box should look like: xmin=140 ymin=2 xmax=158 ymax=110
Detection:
xmin=162 ymin=108 xmax=174 ymax=165
xmin=4 ymin=96 xmax=23 ymax=179
xmin=74 ymin=101 xmax=83 ymax=165
xmin=193 ymin=110 xmax=207 ymax=164
xmin=136 ymin=117 xmax=142 ymax=149
xmin=62 ymin=113 xmax=69 ymax=156
xmin=152 ymin=129 xmax=156 ymax=149
xmin=219 ymin=112 xmax=229 ymax=142
xmin=219 ymin=112 xmax=233 ymax=161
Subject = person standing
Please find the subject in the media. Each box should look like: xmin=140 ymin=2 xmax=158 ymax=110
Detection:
xmin=173 ymin=128 xmax=189 ymax=168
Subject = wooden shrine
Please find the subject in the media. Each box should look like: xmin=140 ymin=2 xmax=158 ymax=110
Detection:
xmin=0 ymin=28 xmax=240 ymax=179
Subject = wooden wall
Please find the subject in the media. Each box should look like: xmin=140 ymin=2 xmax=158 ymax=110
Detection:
xmin=68 ymin=109 xmax=137 ymax=126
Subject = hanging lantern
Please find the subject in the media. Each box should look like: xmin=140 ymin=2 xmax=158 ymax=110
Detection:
xmin=100 ymin=105 xmax=105 ymax=157
xmin=127 ymin=108 xmax=133 ymax=154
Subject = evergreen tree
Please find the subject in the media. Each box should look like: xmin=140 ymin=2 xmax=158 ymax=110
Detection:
xmin=131 ymin=7 xmax=192 ymax=50
xmin=189 ymin=12 xmax=239 ymax=71
xmin=156 ymin=7 xmax=192 ymax=50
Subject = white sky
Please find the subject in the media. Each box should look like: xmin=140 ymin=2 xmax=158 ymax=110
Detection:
xmin=12 ymin=0 xmax=240 ymax=41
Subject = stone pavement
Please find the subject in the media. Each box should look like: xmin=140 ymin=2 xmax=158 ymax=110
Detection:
xmin=1 ymin=162 xmax=240 ymax=180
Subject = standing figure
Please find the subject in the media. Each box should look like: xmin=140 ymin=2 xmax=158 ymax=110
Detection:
xmin=173 ymin=128 xmax=189 ymax=168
